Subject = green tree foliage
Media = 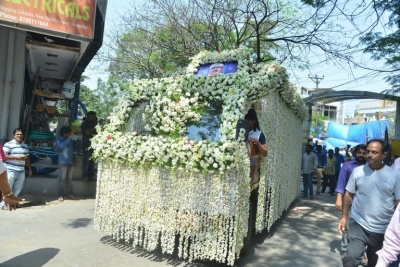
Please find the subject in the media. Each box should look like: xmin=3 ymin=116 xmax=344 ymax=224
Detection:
xmin=362 ymin=1 xmax=400 ymax=91
xmin=99 ymin=0 xmax=353 ymax=84
xmin=79 ymin=76 xmax=125 ymax=123
xmin=311 ymin=113 xmax=329 ymax=138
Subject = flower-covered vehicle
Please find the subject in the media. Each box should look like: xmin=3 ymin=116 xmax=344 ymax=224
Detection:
xmin=92 ymin=48 xmax=306 ymax=265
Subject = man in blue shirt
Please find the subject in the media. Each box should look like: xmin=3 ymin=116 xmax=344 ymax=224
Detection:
xmin=322 ymin=145 xmax=327 ymax=156
xmin=314 ymin=145 xmax=326 ymax=194
xmin=56 ymin=126 xmax=76 ymax=201
xmin=333 ymin=147 xmax=345 ymax=196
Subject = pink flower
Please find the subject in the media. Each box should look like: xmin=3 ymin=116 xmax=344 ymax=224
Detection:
xmin=106 ymin=135 xmax=112 ymax=140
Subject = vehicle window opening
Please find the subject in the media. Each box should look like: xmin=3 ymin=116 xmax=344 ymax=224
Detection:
xmin=186 ymin=101 xmax=222 ymax=142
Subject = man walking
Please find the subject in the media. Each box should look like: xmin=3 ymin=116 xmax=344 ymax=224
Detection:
xmin=337 ymin=139 xmax=400 ymax=267
xmin=302 ymin=144 xmax=318 ymax=199
xmin=376 ymin=204 xmax=400 ymax=267
xmin=335 ymin=144 xmax=366 ymax=210
xmin=321 ymin=149 xmax=336 ymax=195
xmin=335 ymin=144 xmax=367 ymax=256
xmin=314 ymin=145 xmax=326 ymax=194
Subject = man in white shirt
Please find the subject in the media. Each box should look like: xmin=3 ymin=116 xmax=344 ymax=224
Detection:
xmin=337 ymin=139 xmax=400 ymax=267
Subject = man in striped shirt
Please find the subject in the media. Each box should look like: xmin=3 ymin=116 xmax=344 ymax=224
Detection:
xmin=1 ymin=128 xmax=32 ymax=210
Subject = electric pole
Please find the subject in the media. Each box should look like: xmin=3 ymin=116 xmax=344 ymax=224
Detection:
xmin=308 ymin=74 xmax=324 ymax=90
xmin=308 ymin=74 xmax=324 ymax=139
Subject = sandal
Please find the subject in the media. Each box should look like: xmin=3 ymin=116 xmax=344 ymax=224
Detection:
xmin=67 ymin=195 xmax=76 ymax=200
xmin=58 ymin=196 xmax=64 ymax=202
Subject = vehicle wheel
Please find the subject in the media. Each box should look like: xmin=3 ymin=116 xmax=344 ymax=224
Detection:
xmin=240 ymin=201 xmax=253 ymax=255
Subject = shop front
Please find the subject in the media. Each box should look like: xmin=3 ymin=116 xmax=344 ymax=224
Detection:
xmin=0 ymin=0 xmax=107 ymax=144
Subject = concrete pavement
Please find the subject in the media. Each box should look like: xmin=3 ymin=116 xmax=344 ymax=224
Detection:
xmin=0 ymin=191 xmax=345 ymax=267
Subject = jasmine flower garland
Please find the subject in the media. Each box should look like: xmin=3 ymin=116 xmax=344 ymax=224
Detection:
xmin=93 ymin=47 xmax=304 ymax=265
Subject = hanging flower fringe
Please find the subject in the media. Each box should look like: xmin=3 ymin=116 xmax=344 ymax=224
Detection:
xmin=93 ymin=48 xmax=304 ymax=264
xmin=94 ymin=154 xmax=250 ymax=266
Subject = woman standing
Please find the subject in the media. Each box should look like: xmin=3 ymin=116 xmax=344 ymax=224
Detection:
xmin=1 ymin=128 xmax=32 ymax=210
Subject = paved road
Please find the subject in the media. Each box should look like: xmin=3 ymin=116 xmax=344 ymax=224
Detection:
xmin=0 ymin=192 xmax=344 ymax=267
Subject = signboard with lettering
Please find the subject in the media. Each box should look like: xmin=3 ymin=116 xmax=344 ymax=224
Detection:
xmin=0 ymin=0 xmax=96 ymax=40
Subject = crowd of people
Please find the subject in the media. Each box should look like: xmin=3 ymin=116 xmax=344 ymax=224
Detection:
xmin=302 ymin=139 xmax=400 ymax=267
xmin=0 ymin=111 xmax=98 ymax=209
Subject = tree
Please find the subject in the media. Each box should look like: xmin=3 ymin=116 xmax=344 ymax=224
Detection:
xmin=362 ymin=1 xmax=400 ymax=91
xmin=311 ymin=112 xmax=329 ymax=138
xmin=98 ymin=0 xmax=372 ymax=84
xmin=79 ymin=76 xmax=125 ymax=122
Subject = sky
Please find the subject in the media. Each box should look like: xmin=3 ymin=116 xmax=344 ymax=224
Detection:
xmin=82 ymin=0 xmax=393 ymax=116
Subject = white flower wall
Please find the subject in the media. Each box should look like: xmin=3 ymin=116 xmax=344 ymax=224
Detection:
xmin=92 ymin=47 xmax=305 ymax=265
xmin=95 ymin=152 xmax=250 ymax=265
xmin=254 ymin=94 xmax=303 ymax=232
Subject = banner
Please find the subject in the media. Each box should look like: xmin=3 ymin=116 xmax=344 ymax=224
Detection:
xmin=0 ymin=0 xmax=96 ymax=39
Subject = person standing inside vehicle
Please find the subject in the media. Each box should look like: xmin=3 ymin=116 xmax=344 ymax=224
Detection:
xmin=302 ymin=144 xmax=318 ymax=199
xmin=56 ymin=127 xmax=77 ymax=201
xmin=314 ymin=145 xmax=326 ymax=195
xmin=338 ymin=139 xmax=400 ymax=267
xmin=245 ymin=108 xmax=268 ymax=236
xmin=1 ymin=128 xmax=32 ymax=210
xmin=245 ymin=108 xmax=267 ymax=191
xmin=81 ymin=111 xmax=97 ymax=183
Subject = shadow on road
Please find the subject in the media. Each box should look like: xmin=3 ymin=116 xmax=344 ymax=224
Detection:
xmin=100 ymin=235 xmax=228 ymax=267
xmin=237 ymin=194 xmax=343 ymax=267
xmin=99 ymin=194 xmax=342 ymax=267
xmin=62 ymin=218 xmax=93 ymax=228
xmin=0 ymin=248 xmax=60 ymax=267
xmin=17 ymin=195 xmax=61 ymax=209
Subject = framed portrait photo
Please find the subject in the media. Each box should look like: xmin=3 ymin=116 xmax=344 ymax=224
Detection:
xmin=196 ymin=61 xmax=238 ymax=77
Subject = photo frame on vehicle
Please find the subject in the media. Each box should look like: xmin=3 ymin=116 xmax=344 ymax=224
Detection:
xmin=196 ymin=61 xmax=238 ymax=77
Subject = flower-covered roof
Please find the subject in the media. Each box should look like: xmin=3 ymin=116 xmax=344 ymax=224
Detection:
xmin=91 ymin=47 xmax=306 ymax=173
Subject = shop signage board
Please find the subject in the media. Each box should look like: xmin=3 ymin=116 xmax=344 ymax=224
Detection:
xmin=0 ymin=0 xmax=96 ymax=40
